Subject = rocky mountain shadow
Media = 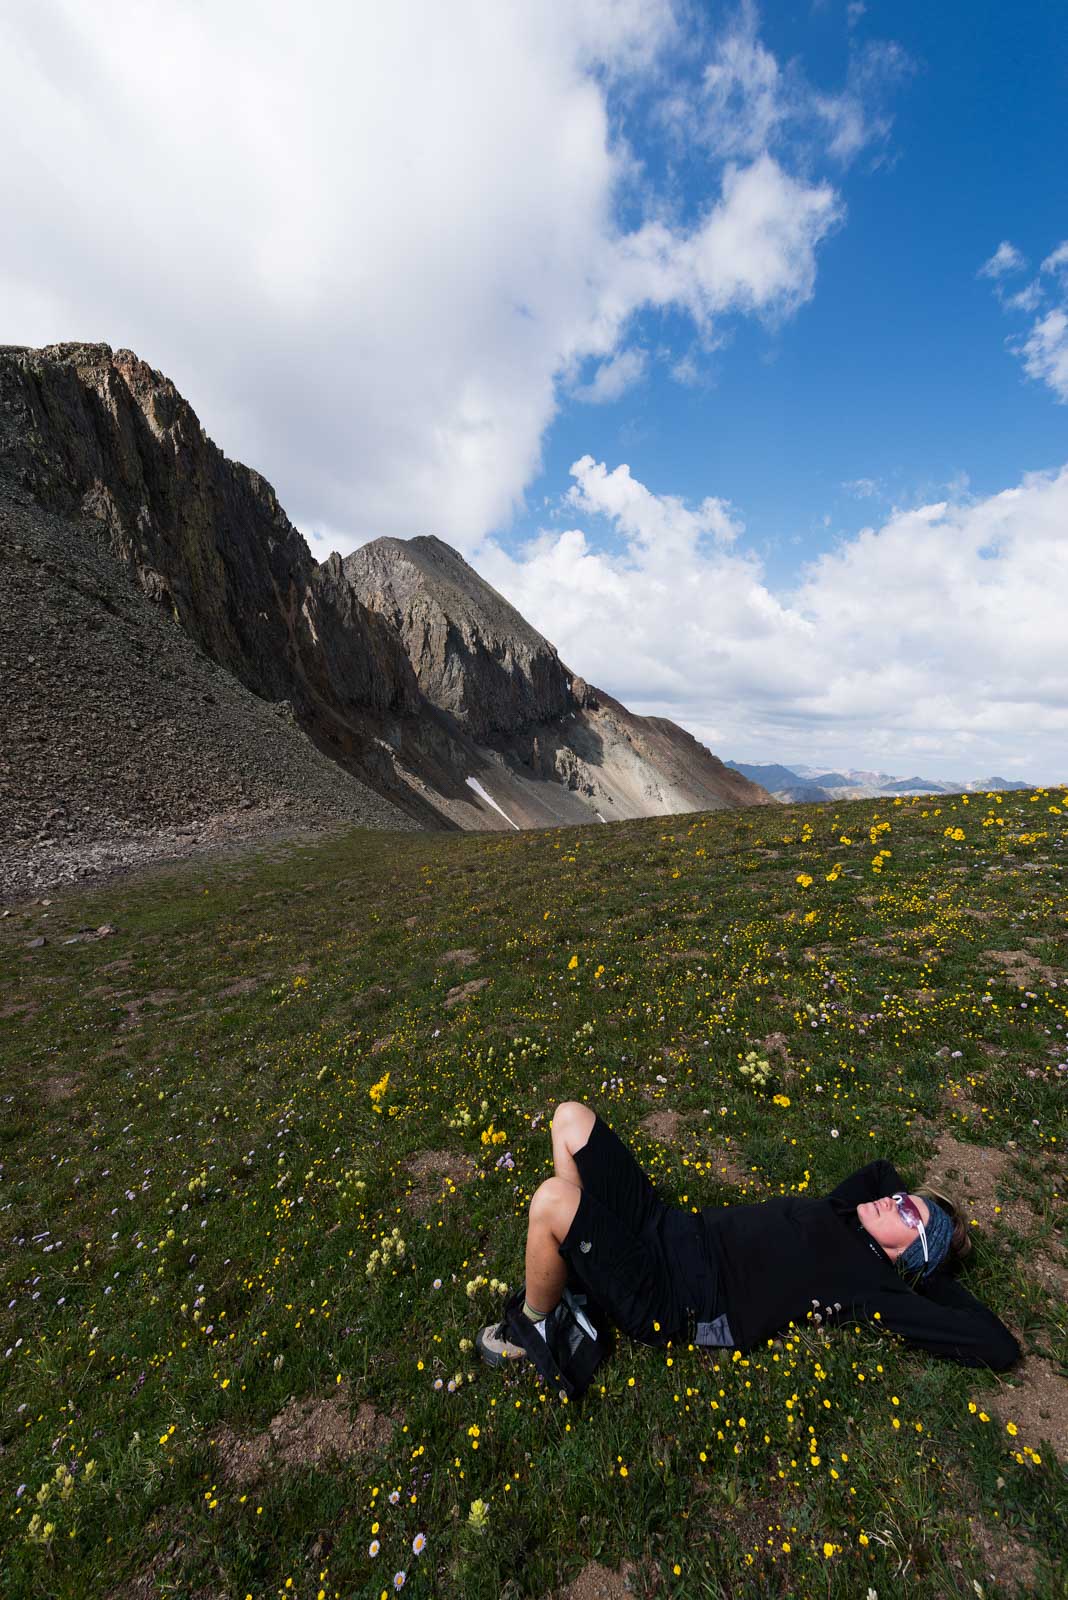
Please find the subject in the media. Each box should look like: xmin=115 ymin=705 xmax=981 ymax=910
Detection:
xmin=346 ymin=534 xmax=771 ymax=827
xmin=0 ymin=342 xmax=770 ymax=896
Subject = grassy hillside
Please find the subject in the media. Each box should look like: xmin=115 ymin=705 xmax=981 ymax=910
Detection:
xmin=1 ymin=790 xmax=1065 ymax=1599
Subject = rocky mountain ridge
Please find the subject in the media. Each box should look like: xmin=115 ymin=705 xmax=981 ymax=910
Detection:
xmin=346 ymin=534 xmax=765 ymax=825
xmin=1 ymin=479 xmax=417 ymax=899
xmin=0 ymin=343 xmax=442 ymax=802
xmin=344 ymin=535 xmax=573 ymax=741
xmin=1 ymin=342 xmax=769 ymax=896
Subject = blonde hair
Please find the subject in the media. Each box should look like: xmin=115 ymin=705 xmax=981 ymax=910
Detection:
xmin=915 ymin=1185 xmax=972 ymax=1264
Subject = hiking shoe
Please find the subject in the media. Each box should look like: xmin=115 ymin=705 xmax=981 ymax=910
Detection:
xmin=475 ymin=1321 xmax=528 ymax=1367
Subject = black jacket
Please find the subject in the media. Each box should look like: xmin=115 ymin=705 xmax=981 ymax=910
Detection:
xmin=697 ymin=1158 xmax=1020 ymax=1369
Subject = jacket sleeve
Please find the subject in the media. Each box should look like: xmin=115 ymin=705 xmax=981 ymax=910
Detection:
xmin=853 ymin=1272 xmax=1021 ymax=1370
xmin=828 ymin=1159 xmax=908 ymax=1210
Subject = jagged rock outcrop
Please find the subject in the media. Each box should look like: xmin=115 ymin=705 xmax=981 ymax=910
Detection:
xmin=346 ymin=535 xmax=770 ymax=822
xmin=0 ymin=479 xmax=418 ymax=901
xmin=345 ymin=535 xmax=574 ymax=739
xmin=0 ymin=342 xmax=422 ymax=718
xmin=0 ymin=341 xmax=770 ymax=896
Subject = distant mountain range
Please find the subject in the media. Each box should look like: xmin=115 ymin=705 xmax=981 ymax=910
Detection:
xmin=727 ymin=762 xmax=1033 ymax=803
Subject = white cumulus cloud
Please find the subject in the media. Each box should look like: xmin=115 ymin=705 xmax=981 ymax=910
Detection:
xmin=476 ymin=457 xmax=1068 ymax=781
xmin=567 ymin=455 xmax=743 ymax=553
xmin=983 ymin=235 xmax=1068 ymax=402
xmin=0 ymin=1 xmax=873 ymax=553
xmin=606 ymin=155 xmax=842 ymax=335
xmin=1018 ymin=309 xmax=1068 ymax=403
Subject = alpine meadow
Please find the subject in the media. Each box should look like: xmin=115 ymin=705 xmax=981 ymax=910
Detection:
xmin=3 ymin=3 xmax=1068 ymax=1598
xmin=2 ymin=791 xmax=1064 ymax=1596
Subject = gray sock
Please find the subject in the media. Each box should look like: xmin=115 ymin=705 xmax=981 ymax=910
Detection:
xmin=522 ymin=1300 xmax=550 ymax=1337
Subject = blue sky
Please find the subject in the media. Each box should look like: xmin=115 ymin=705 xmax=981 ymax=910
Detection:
xmin=3 ymin=0 xmax=1066 ymax=780
xmin=518 ymin=1 xmax=1068 ymax=587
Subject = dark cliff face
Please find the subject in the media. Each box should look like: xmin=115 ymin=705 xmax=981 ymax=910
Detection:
xmin=343 ymin=534 xmax=772 ymax=817
xmin=344 ymin=534 xmax=575 ymax=740
xmin=0 ymin=343 xmax=421 ymax=722
xmin=1 ymin=341 xmax=771 ymax=865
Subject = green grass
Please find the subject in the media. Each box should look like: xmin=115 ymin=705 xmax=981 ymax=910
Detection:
xmin=1 ymin=789 xmax=1066 ymax=1598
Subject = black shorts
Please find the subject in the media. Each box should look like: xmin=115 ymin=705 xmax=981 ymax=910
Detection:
xmin=557 ymin=1112 xmax=719 ymax=1346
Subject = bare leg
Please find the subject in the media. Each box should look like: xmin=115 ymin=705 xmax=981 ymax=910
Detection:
xmin=551 ymin=1100 xmax=595 ymax=1190
xmin=524 ymin=1177 xmax=581 ymax=1315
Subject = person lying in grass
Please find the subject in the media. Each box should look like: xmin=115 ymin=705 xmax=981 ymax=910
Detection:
xmin=476 ymin=1101 xmax=1020 ymax=1372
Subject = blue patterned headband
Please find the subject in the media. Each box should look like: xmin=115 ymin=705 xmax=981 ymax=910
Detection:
xmin=899 ymin=1197 xmax=953 ymax=1277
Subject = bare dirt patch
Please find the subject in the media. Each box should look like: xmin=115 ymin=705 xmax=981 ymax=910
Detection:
xmin=444 ymin=977 xmax=489 ymax=1008
xmin=45 ymin=1072 xmax=78 ymax=1102
xmin=985 ymin=949 xmax=1062 ymax=987
xmin=0 ymin=999 xmax=38 ymax=1020
xmin=107 ymin=1550 xmax=172 ymax=1600
xmin=704 ymin=1489 xmax=792 ymax=1567
xmin=988 ymin=1353 xmax=1068 ymax=1462
xmin=854 ymin=935 xmax=906 ymax=960
xmin=966 ymin=1515 xmax=1038 ymax=1595
xmin=439 ymin=948 xmax=479 ymax=967
xmin=1029 ymin=1254 xmax=1068 ymax=1302
xmin=212 ymin=1384 xmax=394 ymax=1486
xmin=639 ymin=1109 xmax=683 ymax=1142
xmin=353 ymin=983 xmax=390 ymax=1010
xmin=550 ymin=1558 xmax=645 ymax=1599
xmin=105 ymin=1516 xmax=193 ymax=1600
xmin=404 ymin=1149 xmax=477 ymax=1215
xmin=216 ymin=976 xmax=261 ymax=998
xmin=938 ymin=1078 xmax=991 ymax=1131
xmin=705 ymin=1139 xmax=763 ymax=1194
xmin=921 ymin=1133 xmax=1034 ymax=1230
xmin=119 ymin=988 xmax=181 ymax=1029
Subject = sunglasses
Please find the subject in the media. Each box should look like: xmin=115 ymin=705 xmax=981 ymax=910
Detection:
xmin=891 ymin=1193 xmax=928 ymax=1262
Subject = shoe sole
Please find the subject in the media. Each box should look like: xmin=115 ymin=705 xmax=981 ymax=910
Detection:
xmin=475 ymin=1325 xmax=525 ymax=1367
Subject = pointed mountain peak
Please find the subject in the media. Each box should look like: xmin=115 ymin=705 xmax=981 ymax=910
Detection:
xmin=345 ymin=533 xmax=573 ymax=740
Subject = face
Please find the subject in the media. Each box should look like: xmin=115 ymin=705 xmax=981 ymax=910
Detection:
xmin=857 ymin=1193 xmax=930 ymax=1259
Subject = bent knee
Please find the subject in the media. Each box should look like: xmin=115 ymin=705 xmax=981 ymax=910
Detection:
xmin=530 ymin=1176 xmax=580 ymax=1226
xmin=531 ymin=1175 xmax=575 ymax=1210
xmin=552 ymin=1100 xmax=593 ymax=1136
